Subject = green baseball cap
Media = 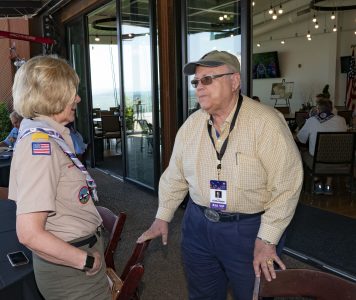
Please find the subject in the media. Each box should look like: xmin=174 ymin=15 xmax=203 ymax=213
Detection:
xmin=183 ymin=50 xmax=240 ymax=75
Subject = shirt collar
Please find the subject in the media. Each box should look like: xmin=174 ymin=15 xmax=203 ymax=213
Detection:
xmin=34 ymin=115 xmax=70 ymax=136
xmin=206 ymin=97 xmax=239 ymax=128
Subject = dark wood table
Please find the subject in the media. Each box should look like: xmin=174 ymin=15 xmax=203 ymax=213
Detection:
xmin=0 ymin=200 xmax=43 ymax=299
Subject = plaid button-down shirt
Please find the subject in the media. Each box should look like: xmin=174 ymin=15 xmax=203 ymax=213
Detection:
xmin=157 ymin=95 xmax=303 ymax=244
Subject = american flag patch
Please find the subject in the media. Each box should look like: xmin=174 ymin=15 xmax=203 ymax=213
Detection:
xmin=32 ymin=142 xmax=51 ymax=155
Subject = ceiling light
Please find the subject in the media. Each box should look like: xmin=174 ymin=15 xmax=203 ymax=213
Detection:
xmin=331 ymin=11 xmax=335 ymax=20
xmin=278 ymin=4 xmax=283 ymax=14
xmin=312 ymin=14 xmax=317 ymax=22
xmin=306 ymin=30 xmax=311 ymax=38
xmin=268 ymin=5 xmax=273 ymax=15
xmin=272 ymin=9 xmax=277 ymax=20
xmin=314 ymin=22 xmax=319 ymax=29
xmin=252 ymin=1 xmax=255 ymax=6
xmin=333 ymin=24 xmax=337 ymax=32
xmin=224 ymin=14 xmax=228 ymax=19
xmin=257 ymin=43 xmax=261 ymax=47
xmin=281 ymin=40 xmax=285 ymax=44
xmin=94 ymin=35 xmax=100 ymax=42
xmin=307 ymin=37 xmax=312 ymax=41
xmin=219 ymin=16 xmax=223 ymax=21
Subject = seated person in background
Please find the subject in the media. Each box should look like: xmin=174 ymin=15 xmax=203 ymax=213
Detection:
xmin=252 ymin=95 xmax=261 ymax=102
xmin=296 ymin=99 xmax=347 ymax=195
xmin=66 ymin=122 xmax=87 ymax=167
xmin=0 ymin=111 xmax=23 ymax=147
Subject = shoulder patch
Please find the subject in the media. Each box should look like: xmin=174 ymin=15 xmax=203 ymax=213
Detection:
xmin=32 ymin=132 xmax=49 ymax=140
xmin=32 ymin=142 xmax=51 ymax=155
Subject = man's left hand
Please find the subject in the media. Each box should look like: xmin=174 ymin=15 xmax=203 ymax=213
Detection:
xmin=253 ymin=238 xmax=286 ymax=281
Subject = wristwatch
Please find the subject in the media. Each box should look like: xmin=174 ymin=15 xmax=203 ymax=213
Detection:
xmin=83 ymin=254 xmax=95 ymax=271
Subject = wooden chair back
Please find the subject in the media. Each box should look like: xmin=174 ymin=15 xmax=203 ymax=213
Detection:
xmin=252 ymin=269 xmax=356 ymax=300
xmin=0 ymin=187 xmax=9 ymax=199
xmin=294 ymin=111 xmax=309 ymax=129
xmin=96 ymin=206 xmax=127 ymax=270
xmin=337 ymin=110 xmax=353 ymax=126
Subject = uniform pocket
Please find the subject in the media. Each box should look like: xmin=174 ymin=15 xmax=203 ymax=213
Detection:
xmin=234 ymin=153 xmax=267 ymax=190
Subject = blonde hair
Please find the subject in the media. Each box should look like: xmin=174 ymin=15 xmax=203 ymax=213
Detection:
xmin=12 ymin=56 xmax=79 ymax=118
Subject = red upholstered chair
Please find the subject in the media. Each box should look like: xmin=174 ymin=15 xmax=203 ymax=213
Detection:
xmin=96 ymin=206 xmax=127 ymax=270
xmin=252 ymin=269 xmax=356 ymax=300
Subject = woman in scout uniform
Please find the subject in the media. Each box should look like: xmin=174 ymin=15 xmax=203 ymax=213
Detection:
xmin=9 ymin=56 xmax=111 ymax=300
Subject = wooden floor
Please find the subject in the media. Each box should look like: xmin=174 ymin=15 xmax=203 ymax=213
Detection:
xmin=300 ymin=181 xmax=356 ymax=219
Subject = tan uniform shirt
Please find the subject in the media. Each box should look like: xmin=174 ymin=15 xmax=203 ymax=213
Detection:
xmin=157 ymin=96 xmax=303 ymax=244
xmin=9 ymin=116 xmax=102 ymax=241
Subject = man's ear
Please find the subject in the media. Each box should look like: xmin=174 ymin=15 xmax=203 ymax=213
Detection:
xmin=231 ymin=72 xmax=241 ymax=92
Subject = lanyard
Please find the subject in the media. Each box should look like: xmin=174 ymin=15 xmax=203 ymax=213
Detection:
xmin=207 ymin=94 xmax=243 ymax=180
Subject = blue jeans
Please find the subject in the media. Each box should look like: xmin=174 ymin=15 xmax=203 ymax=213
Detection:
xmin=181 ymin=200 xmax=285 ymax=300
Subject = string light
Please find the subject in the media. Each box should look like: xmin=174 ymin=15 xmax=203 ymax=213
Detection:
xmin=268 ymin=5 xmax=273 ymax=15
xmin=219 ymin=16 xmax=223 ymax=21
xmin=94 ymin=35 xmax=100 ymax=42
xmin=308 ymin=37 xmax=312 ymax=41
xmin=331 ymin=11 xmax=335 ymax=20
xmin=278 ymin=4 xmax=283 ymax=14
xmin=306 ymin=30 xmax=311 ymax=38
xmin=314 ymin=22 xmax=319 ymax=29
xmin=333 ymin=24 xmax=337 ymax=32
xmin=252 ymin=1 xmax=255 ymax=6
xmin=257 ymin=42 xmax=261 ymax=47
xmin=312 ymin=14 xmax=317 ymax=22
xmin=281 ymin=40 xmax=285 ymax=44
xmin=272 ymin=9 xmax=278 ymax=20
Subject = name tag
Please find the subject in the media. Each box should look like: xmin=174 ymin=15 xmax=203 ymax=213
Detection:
xmin=209 ymin=180 xmax=227 ymax=210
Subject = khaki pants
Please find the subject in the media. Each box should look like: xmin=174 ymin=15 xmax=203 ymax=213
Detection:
xmin=33 ymin=232 xmax=111 ymax=300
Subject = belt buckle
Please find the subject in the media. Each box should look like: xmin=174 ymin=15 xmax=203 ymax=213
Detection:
xmin=204 ymin=208 xmax=220 ymax=222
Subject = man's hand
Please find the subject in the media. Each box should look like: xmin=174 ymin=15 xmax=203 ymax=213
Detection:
xmin=253 ymin=238 xmax=286 ymax=282
xmin=137 ymin=218 xmax=169 ymax=245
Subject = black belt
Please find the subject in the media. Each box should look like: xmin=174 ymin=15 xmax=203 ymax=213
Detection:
xmin=194 ymin=202 xmax=264 ymax=223
xmin=70 ymin=235 xmax=97 ymax=248
xmin=70 ymin=227 xmax=101 ymax=248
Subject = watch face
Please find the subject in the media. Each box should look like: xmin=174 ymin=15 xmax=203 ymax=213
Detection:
xmin=85 ymin=255 xmax=95 ymax=269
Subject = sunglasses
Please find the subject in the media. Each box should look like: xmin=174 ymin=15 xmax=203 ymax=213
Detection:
xmin=191 ymin=72 xmax=235 ymax=88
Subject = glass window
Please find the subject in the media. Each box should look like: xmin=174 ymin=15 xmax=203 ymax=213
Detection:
xmin=186 ymin=0 xmax=241 ymax=115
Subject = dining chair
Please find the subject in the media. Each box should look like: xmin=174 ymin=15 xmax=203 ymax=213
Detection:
xmin=337 ymin=110 xmax=353 ymax=127
xmin=106 ymin=240 xmax=151 ymax=300
xmin=96 ymin=206 xmax=127 ymax=270
xmin=252 ymin=269 xmax=356 ymax=300
xmin=294 ymin=111 xmax=309 ymax=129
xmin=101 ymin=115 xmax=122 ymax=152
xmin=0 ymin=187 xmax=8 ymax=199
xmin=301 ymin=132 xmax=355 ymax=194
xmin=107 ymin=263 xmax=144 ymax=300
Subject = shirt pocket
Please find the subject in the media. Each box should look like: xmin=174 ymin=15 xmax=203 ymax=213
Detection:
xmin=233 ymin=152 xmax=267 ymax=190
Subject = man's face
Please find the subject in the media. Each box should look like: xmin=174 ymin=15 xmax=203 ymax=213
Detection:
xmin=194 ymin=65 xmax=240 ymax=115
xmin=11 ymin=117 xmax=21 ymax=129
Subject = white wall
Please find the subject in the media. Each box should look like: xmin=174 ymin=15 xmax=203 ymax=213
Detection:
xmin=252 ymin=10 xmax=356 ymax=112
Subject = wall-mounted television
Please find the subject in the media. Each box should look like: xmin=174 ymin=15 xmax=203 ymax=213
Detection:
xmin=340 ymin=56 xmax=351 ymax=73
xmin=252 ymin=51 xmax=281 ymax=79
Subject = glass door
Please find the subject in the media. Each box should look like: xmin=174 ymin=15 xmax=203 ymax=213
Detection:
xmin=120 ymin=0 xmax=155 ymax=188
xmin=66 ymin=17 xmax=93 ymax=166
